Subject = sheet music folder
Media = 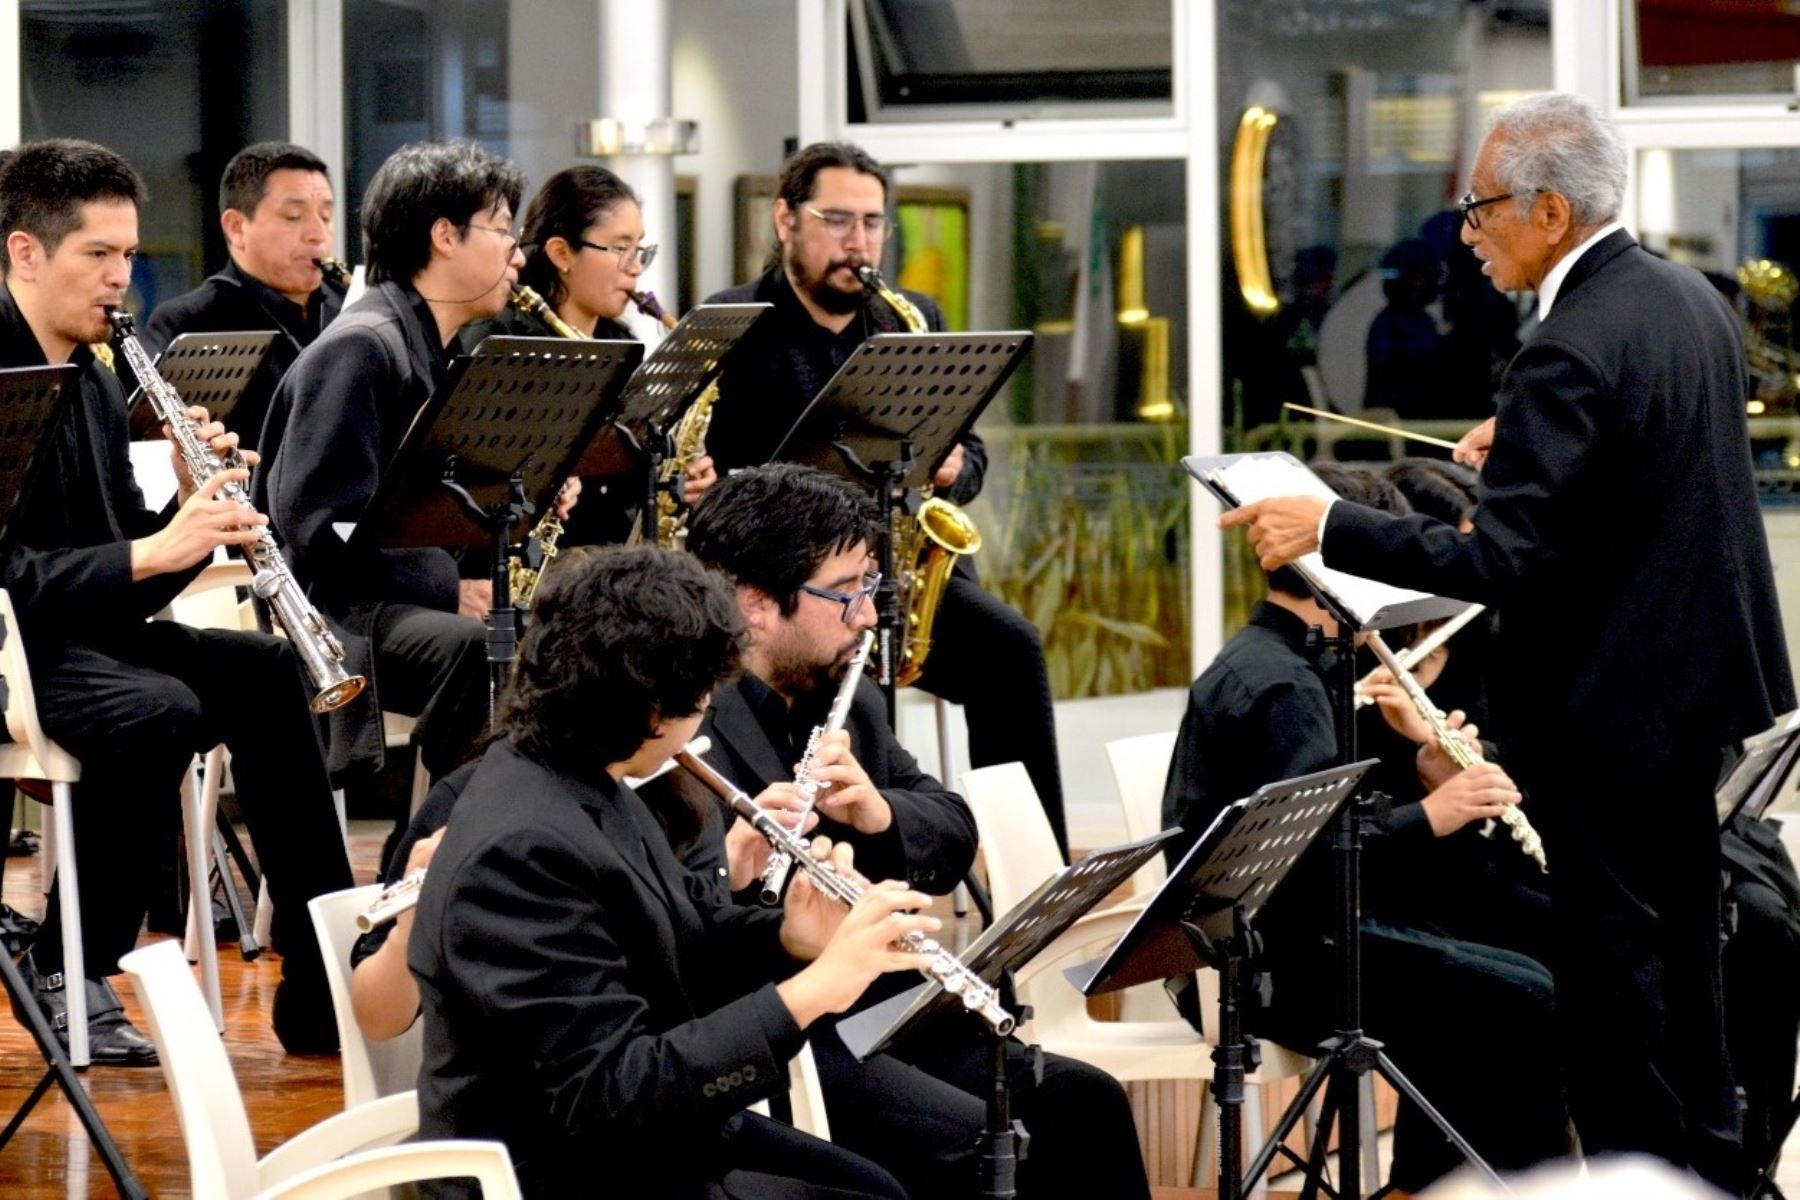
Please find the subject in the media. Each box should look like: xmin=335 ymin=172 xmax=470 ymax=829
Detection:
xmin=837 ymin=829 xmax=1178 ymax=1062
xmin=126 ymin=331 xmax=278 ymax=441
xmin=1186 ymin=451 xmax=1472 ymax=631
xmin=360 ymin=336 xmax=642 ymax=550
xmin=1717 ymin=709 xmax=1800 ymax=826
xmin=770 ymin=331 xmax=1032 ymax=488
xmin=1069 ymin=760 xmax=1375 ymax=997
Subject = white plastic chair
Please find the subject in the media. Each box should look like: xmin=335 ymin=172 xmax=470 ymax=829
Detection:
xmin=307 ymin=884 xmax=425 ymax=1111
xmin=0 ymin=589 xmax=91 ymax=1065
xmin=120 ymin=938 xmax=521 ymax=1200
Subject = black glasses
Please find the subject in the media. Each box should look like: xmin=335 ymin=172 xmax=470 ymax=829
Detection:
xmin=802 ymin=205 xmax=893 ymax=242
xmin=1457 ymin=188 xmax=1546 ymax=231
xmin=462 ymin=220 xmax=523 ymax=246
xmin=798 ymin=571 xmax=881 ymax=624
xmin=577 ymin=240 xmax=658 ymax=270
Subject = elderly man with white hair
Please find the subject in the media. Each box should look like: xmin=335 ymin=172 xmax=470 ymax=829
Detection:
xmin=1222 ymin=92 xmax=1793 ymax=1189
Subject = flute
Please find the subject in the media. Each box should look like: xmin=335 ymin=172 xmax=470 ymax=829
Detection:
xmin=757 ymin=631 xmax=876 ymax=905
xmin=1364 ymin=632 xmax=1547 ymax=872
xmin=674 ymin=744 xmax=1016 ymax=1035
xmin=356 ymin=871 xmax=425 ymax=933
xmin=1353 ymin=604 xmax=1487 ymax=709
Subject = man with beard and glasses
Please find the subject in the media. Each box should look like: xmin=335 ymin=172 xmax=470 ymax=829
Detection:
xmin=698 ymin=143 xmax=1069 ymax=860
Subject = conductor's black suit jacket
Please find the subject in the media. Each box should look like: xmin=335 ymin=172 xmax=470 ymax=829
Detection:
xmin=411 ymin=740 xmax=805 ymax=1198
xmin=1323 ymin=231 xmax=1794 ymax=778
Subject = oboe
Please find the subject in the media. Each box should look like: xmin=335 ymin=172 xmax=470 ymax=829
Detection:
xmin=107 ymin=309 xmax=366 ymax=714
xmin=674 ymin=744 xmax=1015 ymax=1036
xmin=757 ymin=631 xmax=876 ymax=905
xmin=1364 ymin=632 xmax=1547 ymax=872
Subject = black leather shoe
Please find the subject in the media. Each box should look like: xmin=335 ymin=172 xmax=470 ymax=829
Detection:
xmin=13 ymin=951 xmax=159 ymax=1067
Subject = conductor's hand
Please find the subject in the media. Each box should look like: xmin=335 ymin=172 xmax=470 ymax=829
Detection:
xmin=1454 ymin=417 xmax=1496 ymax=471
xmin=131 ymin=467 xmax=265 ymax=579
xmin=1415 ymin=711 xmax=1484 ymax=790
xmin=1421 ymin=761 xmax=1519 ymax=837
xmin=682 ymin=455 xmax=717 ymax=506
xmin=809 ymin=730 xmax=893 ymax=835
xmin=168 ymin=405 xmax=257 ymax=501
xmin=932 ymin=443 xmax=966 ymax=490
xmin=1218 ymin=496 xmax=1328 ymax=571
xmin=779 ymin=865 xmax=938 ymax=1027
xmin=724 ymin=781 xmax=817 ymax=890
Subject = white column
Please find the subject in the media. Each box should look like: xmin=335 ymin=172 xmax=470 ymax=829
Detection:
xmin=287 ymin=0 xmax=347 ymax=259
xmin=598 ymin=0 xmax=677 ymax=318
xmin=0 ymin=0 xmax=19 ymax=149
xmin=1184 ymin=0 xmax=1223 ymax=673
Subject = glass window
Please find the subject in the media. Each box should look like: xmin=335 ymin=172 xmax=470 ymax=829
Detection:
xmin=1215 ymin=0 xmax=1549 ymax=629
xmin=1626 ymin=0 xmax=1800 ymax=103
xmin=1637 ymin=145 xmax=1800 ymax=673
xmin=21 ymin=0 xmax=287 ymax=311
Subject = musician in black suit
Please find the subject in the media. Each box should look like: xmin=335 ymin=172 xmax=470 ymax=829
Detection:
xmin=143 ymin=142 xmax=343 ymax=450
xmin=699 ymin=142 xmax=1068 ymax=857
xmin=1223 ymin=93 xmax=1795 ymax=1188
xmin=0 ymin=139 xmax=352 ymax=1058
xmin=683 ymin=464 xmax=1149 ymax=1199
xmin=411 ymin=544 xmax=926 ymax=1199
xmin=258 ymin=140 xmax=528 ymax=816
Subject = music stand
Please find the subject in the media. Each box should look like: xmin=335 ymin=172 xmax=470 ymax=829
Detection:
xmin=1185 ymin=451 xmax=1491 ymax=1199
xmin=770 ymin=331 xmax=1032 ymax=703
xmin=605 ymin=302 xmax=771 ymax=538
xmin=838 ymin=829 xmax=1176 ymax=1199
xmin=1717 ymin=710 xmax=1800 ymax=828
xmin=126 ymin=332 xmax=277 ymax=441
xmin=1070 ymin=762 xmax=1374 ymax=1200
xmin=359 ymin=336 xmax=642 ymax=703
xmin=0 ymin=364 xmax=148 ymax=1198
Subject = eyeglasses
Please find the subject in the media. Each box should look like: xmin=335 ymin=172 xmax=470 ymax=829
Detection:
xmin=462 ymin=220 xmax=522 ymax=246
xmin=802 ymin=205 xmax=893 ymax=242
xmin=1457 ymin=188 xmax=1546 ymax=231
xmin=798 ymin=571 xmax=882 ymax=624
xmin=576 ymin=240 xmax=658 ymax=270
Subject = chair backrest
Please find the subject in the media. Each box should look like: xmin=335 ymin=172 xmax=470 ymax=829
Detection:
xmin=0 ymin=589 xmax=76 ymax=780
xmin=959 ymin=761 xmax=1065 ymax=917
xmin=308 ymin=884 xmax=425 ymax=1109
xmin=1104 ymin=731 xmax=1178 ymax=896
xmin=119 ymin=939 xmax=261 ymax=1200
xmin=787 ymin=1042 xmax=831 ymax=1139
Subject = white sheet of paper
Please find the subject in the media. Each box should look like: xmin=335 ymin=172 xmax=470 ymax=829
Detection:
xmin=127 ymin=441 xmax=179 ymax=512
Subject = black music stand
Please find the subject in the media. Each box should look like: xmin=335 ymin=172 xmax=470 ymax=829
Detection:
xmin=839 ymin=829 xmax=1176 ymax=1199
xmin=1185 ymin=451 xmax=1489 ymax=1200
xmin=1717 ymin=710 xmax=1800 ymax=828
xmin=1070 ymin=763 xmax=1372 ymax=1200
xmin=606 ymin=302 xmax=771 ymax=539
xmin=0 ymin=365 xmax=148 ymax=1198
xmin=359 ymin=336 xmax=642 ymax=703
xmin=770 ymin=331 xmax=1032 ymax=705
xmin=125 ymin=332 xmax=277 ymax=441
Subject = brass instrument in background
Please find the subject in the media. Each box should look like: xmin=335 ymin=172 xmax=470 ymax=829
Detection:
xmin=855 ymin=264 xmax=982 ymax=685
xmin=632 ymin=289 xmax=717 ymax=550
xmin=506 ymin=285 xmax=581 ymax=606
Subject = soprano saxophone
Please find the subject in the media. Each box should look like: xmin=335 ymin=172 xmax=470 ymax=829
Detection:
xmin=757 ymin=631 xmax=876 ymax=904
xmin=674 ymin=741 xmax=1015 ymax=1036
xmin=1364 ymin=632 xmax=1546 ymax=872
xmin=107 ymin=309 xmax=366 ymax=714
xmin=631 ymin=289 xmax=715 ymax=549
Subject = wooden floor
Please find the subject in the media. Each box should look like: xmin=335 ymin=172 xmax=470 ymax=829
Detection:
xmin=0 ymin=821 xmax=1315 ymax=1197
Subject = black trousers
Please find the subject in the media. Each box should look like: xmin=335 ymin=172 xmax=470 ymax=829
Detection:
xmin=811 ymin=1019 xmax=1150 ymax=1199
xmin=913 ymin=571 xmax=1067 ymax=857
xmin=718 ymin=1110 xmax=908 ymax=1199
xmin=1529 ymin=750 xmax=1740 ymax=1189
xmin=27 ymin=622 xmax=353 ymax=990
xmin=370 ymin=603 xmax=490 ymax=781
xmin=1722 ymin=820 xmax=1800 ymax=1180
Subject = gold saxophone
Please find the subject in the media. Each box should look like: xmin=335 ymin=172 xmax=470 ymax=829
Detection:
xmin=855 ymin=265 xmax=982 ymax=686
xmin=505 ymin=285 xmax=581 ymax=605
xmin=631 ymin=289 xmax=716 ymax=549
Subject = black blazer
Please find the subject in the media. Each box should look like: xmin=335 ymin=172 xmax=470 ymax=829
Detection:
xmin=143 ymin=260 xmax=342 ymax=450
xmin=0 ymin=286 xmax=203 ymax=646
xmin=1323 ymin=231 xmax=1794 ymax=776
xmin=410 ymin=740 xmax=804 ymax=1198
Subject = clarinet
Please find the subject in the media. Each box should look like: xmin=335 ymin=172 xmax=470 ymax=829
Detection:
xmin=674 ymin=743 xmax=1016 ymax=1036
xmin=107 ymin=309 xmax=367 ymax=714
xmin=1364 ymin=631 xmax=1547 ymax=872
xmin=757 ymin=631 xmax=875 ymax=904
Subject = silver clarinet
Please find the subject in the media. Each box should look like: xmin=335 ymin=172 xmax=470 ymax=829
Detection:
xmin=108 ymin=309 xmax=366 ymax=714
xmin=674 ymin=743 xmax=1015 ymax=1036
xmin=757 ymin=630 xmax=876 ymax=905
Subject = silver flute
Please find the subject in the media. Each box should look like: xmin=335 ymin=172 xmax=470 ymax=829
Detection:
xmin=355 ymin=871 xmax=425 ymax=932
xmin=674 ymin=743 xmax=1016 ymax=1035
xmin=757 ymin=630 xmax=876 ymax=905
xmin=107 ymin=309 xmax=366 ymax=714
xmin=1353 ymin=603 xmax=1487 ymax=709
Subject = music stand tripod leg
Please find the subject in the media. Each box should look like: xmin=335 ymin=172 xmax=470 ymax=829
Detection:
xmin=0 ymin=947 xmax=148 ymax=1198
